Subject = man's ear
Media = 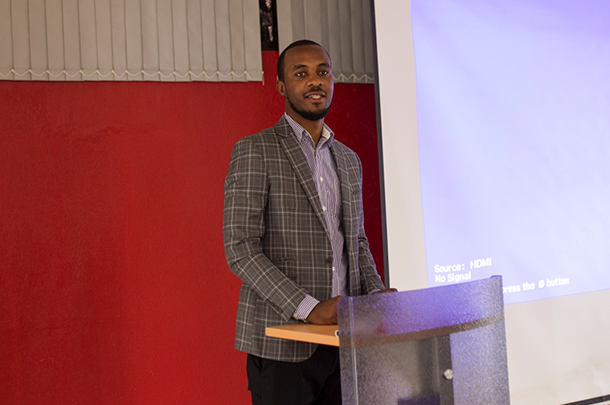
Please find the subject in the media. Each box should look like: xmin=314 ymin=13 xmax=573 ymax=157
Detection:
xmin=276 ymin=78 xmax=286 ymax=97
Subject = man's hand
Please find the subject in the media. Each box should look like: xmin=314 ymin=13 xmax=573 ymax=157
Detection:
xmin=306 ymin=296 xmax=341 ymax=325
xmin=373 ymin=288 xmax=398 ymax=294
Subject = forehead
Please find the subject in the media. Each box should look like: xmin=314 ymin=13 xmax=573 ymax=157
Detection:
xmin=284 ymin=45 xmax=331 ymax=71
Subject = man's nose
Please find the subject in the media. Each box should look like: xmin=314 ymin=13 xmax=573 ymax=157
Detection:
xmin=307 ymin=75 xmax=323 ymax=87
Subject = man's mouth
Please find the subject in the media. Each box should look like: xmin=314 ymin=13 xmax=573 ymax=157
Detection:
xmin=306 ymin=92 xmax=326 ymax=100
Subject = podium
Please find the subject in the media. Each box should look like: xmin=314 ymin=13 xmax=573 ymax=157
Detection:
xmin=267 ymin=277 xmax=510 ymax=405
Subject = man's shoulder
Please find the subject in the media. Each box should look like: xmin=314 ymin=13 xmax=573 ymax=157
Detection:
xmin=331 ymin=138 xmax=352 ymax=152
xmin=331 ymin=138 xmax=361 ymax=162
xmin=237 ymin=116 xmax=292 ymax=146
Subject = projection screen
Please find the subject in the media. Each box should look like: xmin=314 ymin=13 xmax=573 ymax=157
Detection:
xmin=372 ymin=0 xmax=610 ymax=404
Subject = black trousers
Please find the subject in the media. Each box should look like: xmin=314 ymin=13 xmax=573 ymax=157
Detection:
xmin=246 ymin=345 xmax=342 ymax=405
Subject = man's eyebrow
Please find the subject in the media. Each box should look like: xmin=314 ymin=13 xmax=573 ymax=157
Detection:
xmin=290 ymin=62 xmax=331 ymax=72
xmin=290 ymin=64 xmax=308 ymax=72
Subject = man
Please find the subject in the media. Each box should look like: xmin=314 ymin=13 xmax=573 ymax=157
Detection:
xmin=223 ymin=40 xmax=394 ymax=405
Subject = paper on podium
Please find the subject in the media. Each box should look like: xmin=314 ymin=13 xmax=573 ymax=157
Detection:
xmin=265 ymin=324 xmax=339 ymax=347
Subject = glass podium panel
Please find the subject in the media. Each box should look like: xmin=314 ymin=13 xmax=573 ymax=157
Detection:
xmin=338 ymin=277 xmax=509 ymax=405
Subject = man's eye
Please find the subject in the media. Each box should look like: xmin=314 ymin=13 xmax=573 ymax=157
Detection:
xmin=296 ymin=72 xmax=306 ymax=77
xmin=319 ymin=70 xmax=329 ymax=76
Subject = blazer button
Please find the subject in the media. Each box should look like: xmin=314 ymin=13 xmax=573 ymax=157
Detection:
xmin=325 ymin=257 xmax=333 ymax=264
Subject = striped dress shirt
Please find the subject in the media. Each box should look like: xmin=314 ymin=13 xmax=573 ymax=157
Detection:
xmin=284 ymin=114 xmax=348 ymax=321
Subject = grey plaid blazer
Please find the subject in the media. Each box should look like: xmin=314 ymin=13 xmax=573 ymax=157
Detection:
xmin=223 ymin=116 xmax=385 ymax=362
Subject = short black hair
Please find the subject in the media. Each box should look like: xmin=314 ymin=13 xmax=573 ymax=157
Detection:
xmin=276 ymin=40 xmax=329 ymax=82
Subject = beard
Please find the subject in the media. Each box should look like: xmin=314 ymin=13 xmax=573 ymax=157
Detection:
xmin=286 ymin=92 xmax=331 ymax=121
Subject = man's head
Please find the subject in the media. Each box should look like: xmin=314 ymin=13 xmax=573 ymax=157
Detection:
xmin=276 ymin=40 xmax=334 ymax=123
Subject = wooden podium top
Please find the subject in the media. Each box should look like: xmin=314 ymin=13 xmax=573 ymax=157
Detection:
xmin=266 ymin=324 xmax=339 ymax=347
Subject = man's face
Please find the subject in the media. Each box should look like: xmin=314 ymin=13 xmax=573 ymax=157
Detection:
xmin=277 ymin=45 xmax=334 ymax=122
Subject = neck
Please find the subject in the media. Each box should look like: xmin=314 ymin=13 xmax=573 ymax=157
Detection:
xmin=286 ymin=111 xmax=325 ymax=146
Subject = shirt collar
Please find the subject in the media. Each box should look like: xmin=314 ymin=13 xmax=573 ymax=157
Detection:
xmin=284 ymin=113 xmax=334 ymax=146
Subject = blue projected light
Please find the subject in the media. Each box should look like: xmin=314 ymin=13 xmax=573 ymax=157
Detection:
xmin=411 ymin=0 xmax=610 ymax=304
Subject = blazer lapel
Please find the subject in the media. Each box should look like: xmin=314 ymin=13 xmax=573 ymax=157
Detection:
xmin=275 ymin=118 xmax=330 ymax=238
xmin=331 ymin=143 xmax=362 ymax=296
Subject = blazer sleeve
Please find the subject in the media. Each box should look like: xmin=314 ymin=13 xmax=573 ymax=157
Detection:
xmin=223 ymin=137 xmax=307 ymax=321
xmin=354 ymin=154 xmax=386 ymax=294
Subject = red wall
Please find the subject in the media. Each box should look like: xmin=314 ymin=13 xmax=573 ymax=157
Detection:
xmin=0 ymin=52 xmax=383 ymax=404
